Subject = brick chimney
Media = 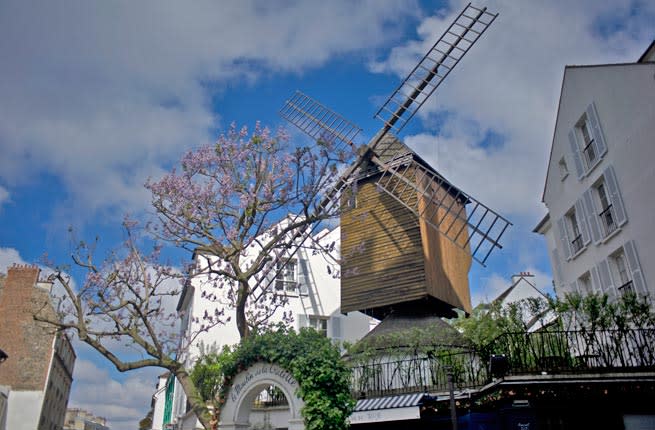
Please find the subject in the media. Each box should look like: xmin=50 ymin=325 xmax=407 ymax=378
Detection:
xmin=0 ymin=265 xmax=56 ymax=390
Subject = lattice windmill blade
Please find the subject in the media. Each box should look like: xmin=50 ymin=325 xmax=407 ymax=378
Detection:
xmin=374 ymin=3 xmax=497 ymax=135
xmin=280 ymin=90 xmax=362 ymax=152
xmin=374 ymin=157 xmax=511 ymax=266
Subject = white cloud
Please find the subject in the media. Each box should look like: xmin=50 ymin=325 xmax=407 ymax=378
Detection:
xmin=0 ymin=247 xmax=26 ymax=271
xmin=69 ymin=358 xmax=160 ymax=430
xmin=0 ymin=0 xmax=419 ymax=224
xmin=370 ymin=0 xmax=655 ymax=221
xmin=0 ymin=186 xmax=8 ymax=208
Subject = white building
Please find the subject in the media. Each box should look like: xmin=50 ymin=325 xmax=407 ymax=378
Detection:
xmin=159 ymin=221 xmax=374 ymax=429
xmin=535 ymin=41 xmax=655 ymax=301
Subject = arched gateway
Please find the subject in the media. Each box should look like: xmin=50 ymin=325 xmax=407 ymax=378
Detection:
xmin=219 ymin=362 xmax=305 ymax=430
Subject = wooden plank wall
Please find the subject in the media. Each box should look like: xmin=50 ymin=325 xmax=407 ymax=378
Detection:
xmin=341 ymin=175 xmax=427 ymax=314
xmin=418 ymin=175 xmax=472 ymax=314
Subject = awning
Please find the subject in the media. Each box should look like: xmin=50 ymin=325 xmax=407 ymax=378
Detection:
xmin=349 ymin=393 xmax=425 ymax=424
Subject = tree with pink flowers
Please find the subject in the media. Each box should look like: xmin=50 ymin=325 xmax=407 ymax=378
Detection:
xmin=35 ymin=122 xmax=353 ymax=429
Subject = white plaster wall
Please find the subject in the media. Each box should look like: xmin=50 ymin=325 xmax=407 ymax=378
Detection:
xmin=151 ymin=375 xmax=168 ymax=430
xmin=6 ymin=391 xmax=43 ymax=430
xmin=543 ymin=62 xmax=655 ymax=297
xmin=172 ymin=222 xmax=374 ymax=425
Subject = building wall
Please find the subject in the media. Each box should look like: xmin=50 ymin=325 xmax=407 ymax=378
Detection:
xmin=150 ymin=374 xmax=168 ymax=430
xmin=0 ymin=266 xmax=76 ymax=430
xmin=541 ymin=60 xmax=655 ymax=298
xmin=170 ymin=223 xmax=373 ymax=428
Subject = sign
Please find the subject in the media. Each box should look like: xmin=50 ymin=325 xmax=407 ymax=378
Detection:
xmin=349 ymin=406 xmax=421 ymax=424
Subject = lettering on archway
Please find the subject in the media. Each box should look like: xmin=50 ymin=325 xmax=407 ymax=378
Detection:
xmin=219 ymin=362 xmax=304 ymax=430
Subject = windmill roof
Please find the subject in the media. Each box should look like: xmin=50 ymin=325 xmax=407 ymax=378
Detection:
xmin=367 ymin=134 xmax=469 ymax=202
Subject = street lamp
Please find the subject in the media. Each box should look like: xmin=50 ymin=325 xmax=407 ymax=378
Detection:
xmin=0 ymin=349 xmax=8 ymax=364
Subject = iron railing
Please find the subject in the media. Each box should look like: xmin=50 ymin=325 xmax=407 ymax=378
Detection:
xmin=583 ymin=139 xmax=597 ymax=167
xmin=349 ymin=350 xmax=487 ymax=398
xmin=618 ymin=280 xmax=634 ymax=295
xmin=348 ymin=329 xmax=655 ymax=398
xmin=599 ymin=205 xmax=616 ymax=236
xmin=571 ymin=234 xmax=584 ymax=253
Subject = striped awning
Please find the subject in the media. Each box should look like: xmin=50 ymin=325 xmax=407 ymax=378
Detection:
xmin=350 ymin=393 xmax=425 ymax=424
xmin=354 ymin=393 xmax=425 ymax=412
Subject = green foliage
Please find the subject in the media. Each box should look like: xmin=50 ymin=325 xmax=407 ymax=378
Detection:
xmin=453 ymin=292 xmax=655 ymax=347
xmin=192 ymin=326 xmax=354 ymax=430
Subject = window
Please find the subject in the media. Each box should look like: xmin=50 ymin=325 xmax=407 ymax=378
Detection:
xmin=558 ymin=157 xmax=569 ymax=180
xmin=309 ymin=316 xmax=328 ymax=337
xmin=568 ymin=102 xmax=607 ymax=178
xmin=577 ymin=272 xmax=593 ymax=294
xmin=579 ymin=118 xmax=596 ymax=168
xmin=595 ymin=182 xmax=616 ymax=236
xmin=275 ymin=260 xmax=297 ymax=293
xmin=567 ymin=210 xmax=583 ymax=254
xmin=611 ymin=251 xmax=633 ymax=294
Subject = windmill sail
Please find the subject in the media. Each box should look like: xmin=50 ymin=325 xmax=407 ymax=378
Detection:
xmin=375 ymin=156 xmax=510 ymax=266
xmin=375 ymin=3 xmax=497 ymax=134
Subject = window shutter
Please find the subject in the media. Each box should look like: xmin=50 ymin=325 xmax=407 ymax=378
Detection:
xmin=597 ymin=259 xmax=615 ymax=297
xmin=330 ymin=316 xmax=342 ymax=340
xmin=557 ymin=217 xmax=572 ymax=260
xmin=575 ymin=198 xmax=590 ymax=246
xmin=586 ymin=102 xmax=607 ymax=158
xmin=568 ymin=130 xmax=584 ymax=179
xmin=551 ymin=248 xmax=564 ymax=285
xmin=624 ymin=240 xmax=647 ymax=295
xmin=590 ymin=266 xmax=601 ymax=294
xmin=297 ymin=314 xmax=308 ymax=329
xmin=582 ymin=188 xmax=601 ymax=244
xmin=298 ymin=258 xmax=310 ymax=295
xmin=603 ymin=165 xmax=627 ymax=227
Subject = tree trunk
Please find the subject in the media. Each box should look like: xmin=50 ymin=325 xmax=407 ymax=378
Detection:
xmin=236 ymin=281 xmax=250 ymax=339
xmin=175 ymin=369 xmax=214 ymax=430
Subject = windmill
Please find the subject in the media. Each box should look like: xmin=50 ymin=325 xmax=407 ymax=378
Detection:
xmin=278 ymin=3 xmax=510 ymax=319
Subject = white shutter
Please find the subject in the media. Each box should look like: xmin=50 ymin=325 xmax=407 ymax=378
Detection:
xmin=603 ymin=165 xmax=627 ymax=227
xmin=586 ymin=102 xmax=607 ymax=158
xmin=597 ymin=259 xmax=615 ymax=297
xmin=298 ymin=258 xmax=310 ymax=295
xmin=557 ymin=217 xmax=572 ymax=260
xmin=297 ymin=314 xmax=308 ymax=330
xmin=624 ymin=240 xmax=647 ymax=295
xmin=575 ymin=198 xmax=590 ymax=246
xmin=583 ymin=188 xmax=601 ymax=243
xmin=590 ymin=266 xmax=601 ymax=294
xmin=568 ymin=129 xmax=584 ymax=178
xmin=330 ymin=316 xmax=342 ymax=340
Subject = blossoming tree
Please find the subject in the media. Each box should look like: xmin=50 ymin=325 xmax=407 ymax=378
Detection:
xmin=35 ymin=122 xmax=354 ymax=429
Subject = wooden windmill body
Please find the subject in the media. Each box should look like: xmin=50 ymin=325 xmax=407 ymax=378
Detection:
xmin=341 ymin=134 xmax=472 ymax=319
xmin=278 ymin=4 xmax=509 ymax=320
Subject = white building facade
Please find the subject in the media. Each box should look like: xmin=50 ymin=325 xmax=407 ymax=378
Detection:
xmin=161 ymin=223 xmax=373 ymax=429
xmin=535 ymin=42 xmax=655 ymax=301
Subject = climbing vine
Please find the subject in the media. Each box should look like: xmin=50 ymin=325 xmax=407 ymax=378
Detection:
xmin=191 ymin=326 xmax=354 ymax=430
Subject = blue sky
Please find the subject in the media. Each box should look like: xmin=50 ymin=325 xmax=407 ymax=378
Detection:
xmin=0 ymin=1 xmax=653 ymax=428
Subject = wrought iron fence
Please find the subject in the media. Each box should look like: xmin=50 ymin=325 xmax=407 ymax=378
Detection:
xmin=486 ymin=329 xmax=655 ymax=374
xmin=349 ymin=349 xmax=488 ymax=398
xmin=348 ymin=329 xmax=655 ymax=398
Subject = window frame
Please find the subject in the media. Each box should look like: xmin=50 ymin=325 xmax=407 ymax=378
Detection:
xmin=275 ymin=259 xmax=298 ymax=294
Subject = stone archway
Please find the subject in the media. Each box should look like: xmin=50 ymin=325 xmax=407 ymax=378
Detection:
xmin=219 ymin=362 xmax=304 ymax=430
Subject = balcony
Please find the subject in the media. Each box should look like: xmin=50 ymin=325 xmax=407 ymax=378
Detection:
xmin=618 ymin=280 xmax=634 ymax=295
xmin=348 ymin=328 xmax=655 ymax=399
xmin=599 ymin=204 xmax=616 ymax=236
xmin=571 ymin=234 xmax=583 ymax=254
xmin=583 ymin=139 xmax=596 ymax=167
